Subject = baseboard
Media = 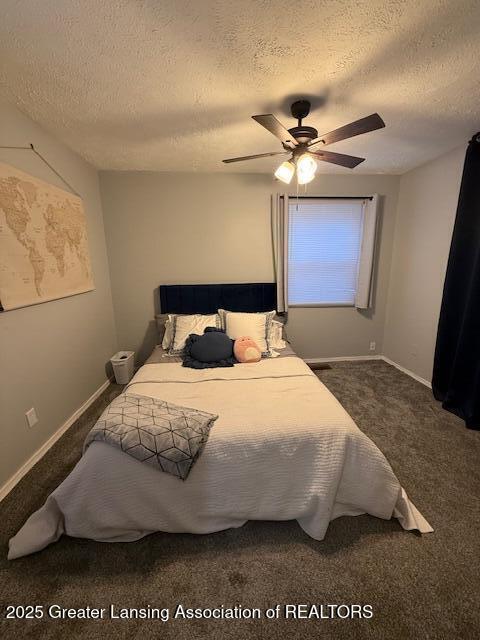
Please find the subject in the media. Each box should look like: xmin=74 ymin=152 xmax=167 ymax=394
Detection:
xmin=381 ymin=356 xmax=432 ymax=388
xmin=0 ymin=378 xmax=112 ymax=503
xmin=305 ymin=354 xmax=432 ymax=388
xmin=304 ymin=355 xmax=382 ymax=364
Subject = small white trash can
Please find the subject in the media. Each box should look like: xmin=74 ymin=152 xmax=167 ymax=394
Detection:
xmin=111 ymin=351 xmax=135 ymax=384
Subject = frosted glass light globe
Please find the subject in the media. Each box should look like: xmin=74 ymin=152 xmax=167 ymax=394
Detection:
xmin=296 ymin=154 xmax=317 ymax=184
xmin=274 ymin=160 xmax=295 ymax=184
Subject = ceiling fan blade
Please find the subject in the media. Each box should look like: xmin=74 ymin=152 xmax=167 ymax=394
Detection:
xmin=308 ymin=113 xmax=385 ymax=148
xmin=222 ymin=151 xmax=288 ymax=164
xmin=310 ymin=150 xmax=365 ymax=169
xmin=252 ymin=114 xmax=298 ymax=148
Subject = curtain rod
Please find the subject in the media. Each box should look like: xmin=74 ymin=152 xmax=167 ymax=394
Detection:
xmin=284 ymin=195 xmax=373 ymax=200
xmin=0 ymin=143 xmax=80 ymax=197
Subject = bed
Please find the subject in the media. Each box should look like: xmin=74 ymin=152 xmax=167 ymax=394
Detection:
xmin=8 ymin=283 xmax=432 ymax=559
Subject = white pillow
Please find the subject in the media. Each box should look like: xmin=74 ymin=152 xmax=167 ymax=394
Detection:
xmin=219 ymin=309 xmax=275 ymax=356
xmin=161 ymin=315 xmax=174 ymax=350
xmin=170 ymin=314 xmax=220 ymax=353
xmin=270 ymin=320 xmax=287 ymax=349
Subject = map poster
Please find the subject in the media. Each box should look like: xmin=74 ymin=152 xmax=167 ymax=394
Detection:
xmin=0 ymin=162 xmax=94 ymax=311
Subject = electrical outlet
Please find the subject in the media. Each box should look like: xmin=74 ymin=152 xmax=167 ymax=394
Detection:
xmin=25 ymin=407 xmax=38 ymax=428
xmin=369 ymin=341 xmax=376 ymax=352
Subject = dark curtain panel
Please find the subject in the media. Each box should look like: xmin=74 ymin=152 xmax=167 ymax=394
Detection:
xmin=432 ymin=133 xmax=480 ymax=429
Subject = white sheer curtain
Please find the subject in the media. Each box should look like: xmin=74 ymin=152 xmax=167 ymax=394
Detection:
xmin=271 ymin=194 xmax=289 ymax=313
xmin=355 ymin=194 xmax=379 ymax=309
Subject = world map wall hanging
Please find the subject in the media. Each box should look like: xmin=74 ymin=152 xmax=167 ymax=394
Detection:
xmin=0 ymin=162 xmax=94 ymax=311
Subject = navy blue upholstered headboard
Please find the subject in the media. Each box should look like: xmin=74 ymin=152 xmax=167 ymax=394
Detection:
xmin=159 ymin=283 xmax=276 ymax=315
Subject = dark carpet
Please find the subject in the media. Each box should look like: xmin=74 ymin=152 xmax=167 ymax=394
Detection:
xmin=1 ymin=360 xmax=479 ymax=640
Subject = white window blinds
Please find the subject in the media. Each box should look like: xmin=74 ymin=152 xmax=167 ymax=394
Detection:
xmin=287 ymin=198 xmax=367 ymax=306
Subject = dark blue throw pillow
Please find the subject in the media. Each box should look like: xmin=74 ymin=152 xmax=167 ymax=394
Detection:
xmin=182 ymin=327 xmax=237 ymax=369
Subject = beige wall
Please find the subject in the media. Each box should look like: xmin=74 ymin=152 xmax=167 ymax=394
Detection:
xmin=0 ymin=100 xmax=117 ymax=490
xmin=0 ymin=97 xmax=464 ymax=494
xmin=0 ymin=105 xmax=462 ymax=492
xmin=100 ymin=171 xmax=400 ymax=361
xmin=383 ymin=146 xmax=464 ymax=382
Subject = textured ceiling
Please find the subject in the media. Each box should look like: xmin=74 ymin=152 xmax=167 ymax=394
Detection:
xmin=1 ymin=0 xmax=479 ymax=174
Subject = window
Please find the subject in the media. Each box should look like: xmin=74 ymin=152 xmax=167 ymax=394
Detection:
xmin=287 ymin=198 xmax=366 ymax=306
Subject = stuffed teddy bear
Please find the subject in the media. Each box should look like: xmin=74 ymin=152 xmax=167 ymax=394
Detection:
xmin=233 ymin=336 xmax=262 ymax=363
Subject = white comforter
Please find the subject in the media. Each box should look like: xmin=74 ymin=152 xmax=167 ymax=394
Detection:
xmin=8 ymin=357 xmax=432 ymax=559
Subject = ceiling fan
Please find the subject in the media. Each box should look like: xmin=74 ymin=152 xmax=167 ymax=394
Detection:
xmin=222 ymin=100 xmax=385 ymax=184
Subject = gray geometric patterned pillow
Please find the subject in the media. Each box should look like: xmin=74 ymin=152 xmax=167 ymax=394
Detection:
xmin=84 ymin=393 xmax=218 ymax=480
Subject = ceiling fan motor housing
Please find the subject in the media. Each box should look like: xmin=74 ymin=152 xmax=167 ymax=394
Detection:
xmin=288 ymin=125 xmax=318 ymax=144
xmin=289 ymin=100 xmax=318 ymax=143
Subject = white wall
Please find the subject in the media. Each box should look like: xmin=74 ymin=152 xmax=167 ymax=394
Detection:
xmin=100 ymin=171 xmax=399 ymax=362
xmin=0 ymin=100 xmax=117 ymax=490
xmin=383 ymin=146 xmax=464 ymax=382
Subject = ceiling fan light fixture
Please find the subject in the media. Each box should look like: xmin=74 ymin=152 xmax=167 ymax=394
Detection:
xmin=296 ymin=153 xmax=317 ymax=184
xmin=223 ymin=103 xmax=384 ymax=172
xmin=274 ymin=160 xmax=295 ymax=184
